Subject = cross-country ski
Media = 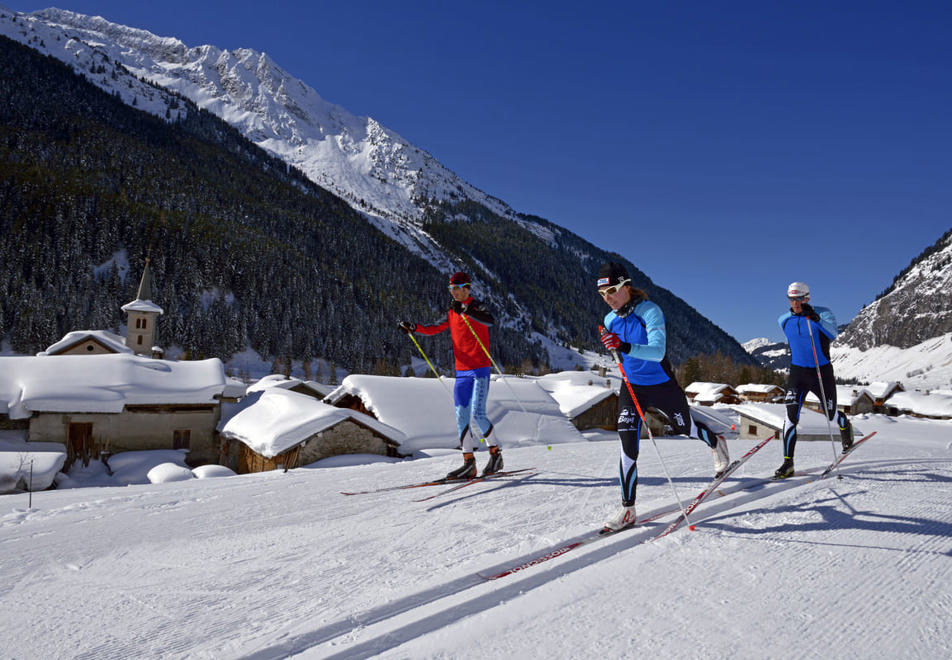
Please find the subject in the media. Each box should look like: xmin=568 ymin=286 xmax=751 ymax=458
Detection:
xmin=340 ymin=468 xmax=534 ymax=496
xmin=412 ymin=468 xmax=536 ymax=501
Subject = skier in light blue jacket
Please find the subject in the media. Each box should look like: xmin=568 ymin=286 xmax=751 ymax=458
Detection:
xmin=596 ymin=262 xmax=730 ymax=531
xmin=775 ymin=281 xmax=854 ymax=479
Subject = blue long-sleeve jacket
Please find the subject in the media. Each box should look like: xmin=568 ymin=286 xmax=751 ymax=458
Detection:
xmin=603 ymin=299 xmax=671 ymax=386
xmin=779 ymin=306 xmax=837 ymax=367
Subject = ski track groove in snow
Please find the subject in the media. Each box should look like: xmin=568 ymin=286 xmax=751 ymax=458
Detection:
xmin=694 ymin=460 xmax=952 ymax=658
xmin=246 ymin=473 xmax=828 ymax=657
xmin=4 ymin=418 xmax=952 ymax=658
xmin=255 ymin=453 xmax=952 ymax=658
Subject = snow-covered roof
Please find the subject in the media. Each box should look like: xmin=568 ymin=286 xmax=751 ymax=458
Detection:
xmin=736 ymin=383 xmax=784 ymax=394
xmin=121 ymin=298 xmax=164 ymax=314
xmin=247 ymin=374 xmax=301 ymax=393
xmin=221 ymin=388 xmax=404 ymax=458
xmin=884 ymin=391 xmax=952 ymax=418
xmin=685 ymin=382 xmax=733 ymax=395
xmin=729 ymin=403 xmax=861 ymax=435
xmin=805 ymin=385 xmax=874 ymax=406
xmin=688 ymin=404 xmax=736 ymax=434
xmin=0 ymin=354 xmax=226 ymax=418
xmin=246 ymin=374 xmax=333 ymax=399
xmin=685 ymin=382 xmax=735 ymax=404
xmin=222 ymin=376 xmax=248 ymax=399
xmin=530 ymin=371 xmax=618 ymax=418
xmin=0 ymin=433 xmax=66 ymax=492
xmin=865 ymin=381 xmax=904 ymax=400
xmin=326 ymin=374 xmax=584 ymax=452
xmin=39 ymin=330 xmax=132 ymax=356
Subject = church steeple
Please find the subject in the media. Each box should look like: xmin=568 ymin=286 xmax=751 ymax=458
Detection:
xmin=121 ymin=258 xmax=164 ymax=357
xmin=135 ymin=257 xmax=154 ymax=301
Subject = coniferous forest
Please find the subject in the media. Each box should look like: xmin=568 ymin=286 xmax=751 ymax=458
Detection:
xmin=0 ymin=35 xmax=755 ymax=375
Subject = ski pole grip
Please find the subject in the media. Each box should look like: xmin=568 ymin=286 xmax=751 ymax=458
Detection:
xmin=597 ymin=325 xmax=622 ymax=363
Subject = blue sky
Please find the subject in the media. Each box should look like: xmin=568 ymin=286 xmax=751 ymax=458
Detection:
xmin=11 ymin=1 xmax=952 ymax=344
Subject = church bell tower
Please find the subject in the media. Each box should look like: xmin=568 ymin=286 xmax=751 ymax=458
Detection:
xmin=121 ymin=258 xmax=164 ymax=357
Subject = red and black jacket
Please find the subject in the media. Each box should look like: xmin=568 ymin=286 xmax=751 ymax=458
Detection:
xmin=416 ymin=296 xmax=495 ymax=371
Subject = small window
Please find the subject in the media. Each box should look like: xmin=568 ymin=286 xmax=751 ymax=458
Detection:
xmin=142 ymin=318 xmax=148 ymax=329
xmin=137 ymin=336 xmax=143 ymax=345
xmin=173 ymin=429 xmax=191 ymax=450
xmin=135 ymin=318 xmax=142 ymax=329
xmin=748 ymin=424 xmax=757 ymax=435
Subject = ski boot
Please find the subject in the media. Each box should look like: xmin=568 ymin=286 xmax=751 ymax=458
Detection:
xmin=603 ymin=504 xmax=637 ymax=532
xmin=773 ymin=458 xmax=795 ymax=480
xmin=482 ymin=446 xmax=503 ymax=477
xmin=445 ymin=453 xmax=476 ymax=480
xmin=712 ymin=437 xmax=730 ymax=477
xmin=839 ymin=415 xmax=854 ymax=453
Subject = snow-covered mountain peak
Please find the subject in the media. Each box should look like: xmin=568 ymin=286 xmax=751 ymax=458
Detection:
xmin=2 ymin=5 xmax=532 ymax=273
xmin=34 ymin=7 xmax=189 ymax=61
xmin=742 ymin=337 xmax=772 ymax=352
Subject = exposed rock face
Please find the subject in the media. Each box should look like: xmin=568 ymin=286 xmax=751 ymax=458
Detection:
xmin=838 ymin=229 xmax=952 ymax=350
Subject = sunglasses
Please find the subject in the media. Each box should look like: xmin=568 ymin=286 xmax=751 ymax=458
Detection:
xmin=788 ymin=295 xmax=808 ymax=302
xmin=598 ymin=279 xmax=630 ymax=297
xmin=448 ymin=283 xmax=470 ymax=291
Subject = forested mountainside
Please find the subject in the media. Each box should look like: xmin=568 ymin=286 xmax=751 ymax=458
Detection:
xmin=837 ymin=227 xmax=952 ymax=351
xmin=0 ymin=36 xmax=753 ymax=372
xmin=423 ymin=206 xmax=746 ymax=361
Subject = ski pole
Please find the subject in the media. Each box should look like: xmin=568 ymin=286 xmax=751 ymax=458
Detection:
xmin=406 ymin=331 xmax=455 ymax=402
xmin=407 ymin=326 xmax=485 ymax=445
xmin=599 ymin=325 xmax=689 ymax=525
xmin=459 ymin=312 xmax=529 ymax=414
xmin=806 ymin=318 xmax=842 ymax=478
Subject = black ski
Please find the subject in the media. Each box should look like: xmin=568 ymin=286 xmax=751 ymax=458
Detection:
xmin=340 ymin=468 xmax=532 ymax=496
xmin=413 ymin=468 xmax=535 ymax=502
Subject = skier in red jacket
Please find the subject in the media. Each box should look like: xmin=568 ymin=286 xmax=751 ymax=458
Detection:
xmin=399 ymin=272 xmax=501 ymax=479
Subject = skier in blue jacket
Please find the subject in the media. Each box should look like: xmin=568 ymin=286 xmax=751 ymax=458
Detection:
xmin=775 ymin=281 xmax=854 ymax=479
xmin=596 ymin=262 xmax=729 ymax=531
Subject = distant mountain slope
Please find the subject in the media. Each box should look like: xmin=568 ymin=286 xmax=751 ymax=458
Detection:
xmin=832 ymin=332 xmax=952 ymax=391
xmin=0 ymin=7 xmax=756 ymax=368
xmin=838 ymin=228 xmax=952 ymax=351
xmin=742 ymin=337 xmax=789 ymax=371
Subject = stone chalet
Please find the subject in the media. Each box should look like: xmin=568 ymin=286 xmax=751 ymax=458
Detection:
xmin=804 ymin=385 xmax=876 ymax=416
xmin=735 ymin=383 xmax=785 ymax=404
xmin=865 ymin=381 xmax=905 ymax=412
xmin=532 ymin=370 xmax=620 ymax=431
xmin=730 ymin=403 xmax=861 ymax=443
xmin=0 ymin=353 xmax=227 ymax=468
xmin=219 ymin=388 xmax=404 ymax=474
xmin=882 ymin=390 xmax=952 ymax=420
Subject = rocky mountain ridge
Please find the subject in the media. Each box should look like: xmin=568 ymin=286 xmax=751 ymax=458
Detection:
xmin=838 ymin=228 xmax=952 ymax=351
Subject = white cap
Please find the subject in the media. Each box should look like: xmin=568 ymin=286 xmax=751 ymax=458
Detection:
xmin=787 ymin=281 xmax=810 ymax=298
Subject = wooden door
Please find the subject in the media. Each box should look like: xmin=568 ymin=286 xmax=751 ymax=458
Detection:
xmin=68 ymin=422 xmax=94 ymax=468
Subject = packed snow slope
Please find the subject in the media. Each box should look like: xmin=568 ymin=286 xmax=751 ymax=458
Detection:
xmin=2 ymin=414 xmax=951 ymax=659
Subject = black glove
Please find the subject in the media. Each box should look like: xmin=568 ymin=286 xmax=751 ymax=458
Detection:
xmin=450 ymin=301 xmax=463 ymax=314
xmin=800 ymin=303 xmax=820 ymax=322
xmin=398 ymin=321 xmax=416 ymax=334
